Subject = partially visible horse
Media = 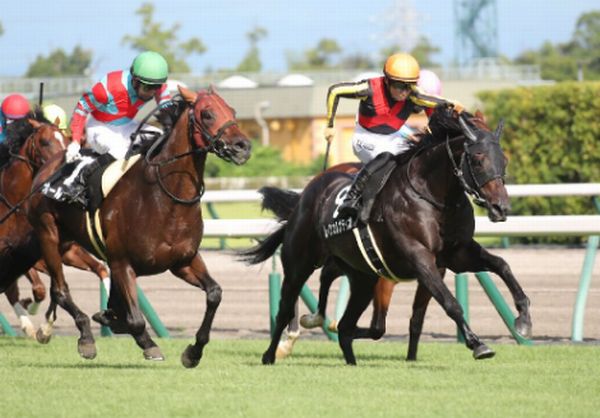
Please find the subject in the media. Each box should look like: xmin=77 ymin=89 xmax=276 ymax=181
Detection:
xmin=0 ymin=114 xmax=111 ymax=336
xmin=244 ymin=108 xmax=531 ymax=365
xmin=25 ymin=86 xmax=251 ymax=366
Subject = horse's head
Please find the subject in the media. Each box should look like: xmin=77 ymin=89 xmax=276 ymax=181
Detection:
xmin=178 ymin=85 xmax=251 ymax=165
xmin=458 ymin=114 xmax=509 ymax=222
xmin=8 ymin=117 xmax=68 ymax=170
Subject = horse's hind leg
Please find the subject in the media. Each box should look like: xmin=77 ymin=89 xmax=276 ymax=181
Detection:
xmin=406 ymin=282 xmax=433 ymax=361
xmin=447 ymin=240 xmax=532 ymax=338
xmin=62 ymin=243 xmax=110 ymax=281
xmin=300 ymin=258 xmax=341 ymax=329
xmin=24 ymin=267 xmax=46 ymax=314
xmin=170 ymin=253 xmax=221 ymax=368
xmin=336 ymin=269 xmax=377 ymax=365
xmin=35 ymin=216 xmax=96 ymax=359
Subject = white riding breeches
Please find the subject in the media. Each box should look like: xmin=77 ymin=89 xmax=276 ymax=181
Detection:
xmin=351 ymin=123 xmax=414 ymax=164
xmin=86 ymin=117 xmax=162 ymax=160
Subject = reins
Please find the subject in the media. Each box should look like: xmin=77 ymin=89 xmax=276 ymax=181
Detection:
xmin=141 ymin=95 xmax=238 ymax=205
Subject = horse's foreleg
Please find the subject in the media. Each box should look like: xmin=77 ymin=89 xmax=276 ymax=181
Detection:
xmin=35 ymin=216 xmax=96 ymax=359
xmin=62 ymin=244 xmax=110 ymax=280
xmin=5 ymin=281 xmax=36 ymax=338
xmin=107 ymin=260 xmax=162 ymax=361
xmin=447 ymin=240 xmax=532 ymax=339
xmin=406 ymin=282 xmax=432 ymax=361
xmin=413 ymin=250 xmax=494 ymax=360
xmin=171 ymin=253 xmax=221 ymax=368
xmin=300 ymin=259 xmax=341 ymax=329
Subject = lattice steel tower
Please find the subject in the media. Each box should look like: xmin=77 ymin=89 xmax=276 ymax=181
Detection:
xmin=454 ymin=0 xmax=498 ymax=65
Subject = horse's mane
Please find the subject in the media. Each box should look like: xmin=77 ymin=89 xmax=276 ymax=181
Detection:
xmin=396 ymin=107 xmax=483 ymax=163
xmin=154 ymin=97 xmax=188 ymax=138
xmin=5 ymin=107 xmax=51 ymax=154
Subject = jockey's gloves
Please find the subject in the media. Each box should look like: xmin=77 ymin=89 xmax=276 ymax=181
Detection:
xmin=65 ymin=142 xmax=82 ymax=163
xmin=324 ymin=127 xmax=336 ymax=143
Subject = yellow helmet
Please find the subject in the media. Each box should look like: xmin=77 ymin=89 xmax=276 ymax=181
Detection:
xmin=383 ymin=53 xmax=420 ymax=82
xmin=42 ymin=104 xmax=68 ymax=130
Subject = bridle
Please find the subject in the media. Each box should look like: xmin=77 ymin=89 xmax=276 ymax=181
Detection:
xmin=407 ymin=118 xmax=506 ymax=210
xmin=144 ymin=95 xmax=239 ymax=205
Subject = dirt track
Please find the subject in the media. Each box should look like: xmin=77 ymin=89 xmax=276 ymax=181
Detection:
xmin=1 ymin=247 xmax=599 ymax=344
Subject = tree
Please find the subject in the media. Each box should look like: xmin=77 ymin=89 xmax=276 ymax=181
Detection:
xmin=286 ymin=38 xmax=342 ymax=70
xmin=236 ymin=26 xmax=268 ymax=72
xmin=514 ymin=10 xmax=600 ymax=81
xmin=26 ymin=46 xmax=92 ymax=77
xmin=339 ymin=52 xmax=376 ymax=70
xmin=122 ymin=2 xmax=206 ymax=73
xmin=0 ymin=21 xmax=3 ymax=36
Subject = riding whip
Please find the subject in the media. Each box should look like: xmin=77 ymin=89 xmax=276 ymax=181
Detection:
xmin=322 ymin=140 xmax=331 ymax=172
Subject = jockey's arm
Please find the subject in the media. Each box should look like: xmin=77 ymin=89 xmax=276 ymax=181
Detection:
xmin=69 ymin=80 xmax=108 ymax=144
xmin=326 ymin=80 xmax=370 ymax=128
xmin=410 ymin=86 xmax=464 ymax=117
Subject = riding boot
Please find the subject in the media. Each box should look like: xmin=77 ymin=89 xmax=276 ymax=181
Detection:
xmin=338 ymin=152 xmax=396 ymax=221
xmin=61 ymin=157 xmax=103 ymax=203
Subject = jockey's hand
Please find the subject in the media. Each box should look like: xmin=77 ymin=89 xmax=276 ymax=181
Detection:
xmin=65 ymin=142 xmax=81 ymax=163
xmin=452 ymin=101 xmax=465 ymax=114
xmin=324 ymin=127 xmax=336 ymax=143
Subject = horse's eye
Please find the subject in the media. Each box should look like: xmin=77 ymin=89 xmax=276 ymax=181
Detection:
xmin=201 ymin=110 xmax=213 ymax=120
xmin=40 ymin=139 xmax=51 ymax=146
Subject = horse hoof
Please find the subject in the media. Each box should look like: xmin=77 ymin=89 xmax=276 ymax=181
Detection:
xmin=515 ymin=317 xmax=532 ymax=339
xmin=327 ymin=320 xmax=338 ymax=333
xmin=262 ymin=352 xmax=275 ymax=365
xmin=21 ymin=323 xmax=36 ymax=339
xmin=473 ymin=344 xmax=495 ymax=360
xmin=144 ymin=346 xmax=165 ymax=361
xmin=300 ymin=313 xmax=324 ymax=329
xmin=35 ymin=328 xmax=52 ymax=344
xmin=181 ymin=344 xmax=200 ymax=368
xmin=78 ymin=342 xmax=97 ymax=360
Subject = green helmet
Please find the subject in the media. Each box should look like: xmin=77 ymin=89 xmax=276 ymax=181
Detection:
xmin=130 ymin=51 xmax=169 ymax=84
xmin=42 ymin=104 xmax=68 ymax=130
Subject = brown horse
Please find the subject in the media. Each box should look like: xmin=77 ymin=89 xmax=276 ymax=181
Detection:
xmin=244 ymin=108 xmax=531 ymax=365
xmin=0 ymin=116 xmax=69 ymax=292
xmin=0 ymin=115 xmax=109 ymax=337
xmin=26 ymin=86 xmax=251 ymax=366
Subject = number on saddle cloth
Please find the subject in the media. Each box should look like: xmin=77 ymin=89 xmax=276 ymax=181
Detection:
xmin=41 ymin=151 xmax=115 ymax=209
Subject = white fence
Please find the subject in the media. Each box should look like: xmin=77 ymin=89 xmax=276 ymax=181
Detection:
xmin=202 ymin=183 xmax=600 ymax=238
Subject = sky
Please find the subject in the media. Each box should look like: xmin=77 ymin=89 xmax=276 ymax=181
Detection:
xmin=1 ymin=0 xmax=599 ymax=78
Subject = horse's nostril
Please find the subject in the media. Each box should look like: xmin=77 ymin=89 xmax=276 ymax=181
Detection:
xmin=234 ymin=139 xmax=250 ymax=152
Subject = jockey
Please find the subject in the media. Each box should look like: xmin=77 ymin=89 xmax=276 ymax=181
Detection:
xmin=324 ymin=53 xmax=463 ymax=222
xmin=0 ymin=94 xmax=31 ymax=167
xmin=62 ymin=51 xmax=171 ymax=197
xmin=42 ymin=103 xmax=68 ymax=132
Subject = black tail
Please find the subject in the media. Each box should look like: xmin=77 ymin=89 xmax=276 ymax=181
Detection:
xmin=0 ymin=232 xmax=41 ymax=293
xmin=259 ymin=186 xmax=300 ymax=221
xmin=240 ymin=187 xmax=301 ymax=265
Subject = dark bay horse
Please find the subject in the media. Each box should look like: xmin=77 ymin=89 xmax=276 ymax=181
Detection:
xmin=245 ymin=108 xmax=531 ymax=365
xmin=0 ymin=115 xmax=110 ymax=337
xmin=26 ymin=86 xmax=251 ymax=366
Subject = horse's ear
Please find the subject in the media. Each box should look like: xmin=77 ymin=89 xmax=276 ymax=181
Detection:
xmin=207 ymin=84 xmax=217 ymax=95
xmin=494 ymin=118 xmax=505 ymax=141
xmin=28 ymin=119 xmax=41 ymax=129
xmin=458 ymin=116 xmax=477 ymax=142
xmin=178 ymin=85 xmax=197 ymax=104
xmin=53 ymin=117 xmax=61 ymax=127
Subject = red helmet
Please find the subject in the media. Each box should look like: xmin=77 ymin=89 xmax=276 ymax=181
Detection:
xmin=2 ymin=94 xmax=31 ymax=120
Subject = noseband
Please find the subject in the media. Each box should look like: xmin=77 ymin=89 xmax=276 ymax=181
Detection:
xmin=188 ymin=105 xmax=238 ymax=163
xmin=445 ymin=135 xmax=505 ymax=207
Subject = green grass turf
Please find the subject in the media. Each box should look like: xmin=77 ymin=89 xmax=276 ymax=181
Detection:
xmin=2 ymin=337 xmax=599 ymax=417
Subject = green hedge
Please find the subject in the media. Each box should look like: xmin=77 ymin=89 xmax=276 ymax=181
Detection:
xmin=206 ymin=140 xmax=324 ymax=177
xmin=478 ymin=82 xmax=600 ymax=243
